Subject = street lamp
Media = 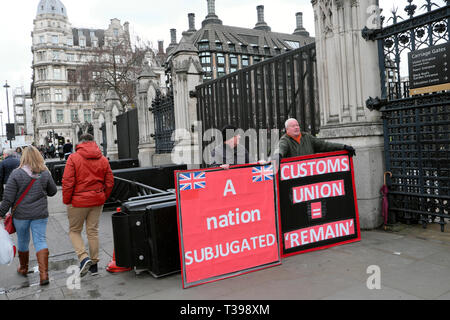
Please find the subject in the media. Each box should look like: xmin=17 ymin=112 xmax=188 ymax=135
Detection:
xmin=3 ymin=81 xmax=12 ymax=148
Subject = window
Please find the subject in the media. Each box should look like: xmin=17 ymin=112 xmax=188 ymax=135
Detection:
xmin=69 ymin=89 xmax=78 ymax=102
xmin=229 ymin=54 xmax=238 ymax=67
xmin=228 ymin=43 xmax=235 ymax=51
xmin=39 ymin=110 xmax=51 ymax=124
xmin=198 ymin=41 xmax=210 ymax=51
xmin=53 ymin=67 xmax=61 ymax=80
xmin=242 ymin=55 xmax=249 ymax=67
xmin=285 ymin=41 xmax=300 ymax=49
xmin=215 ymin=41 xmax=223 ymax=50
xmin=79 ymin=38 xmax=86 ymax=47
xmin=200 ymin=52 xmax=212 ymax=79
xmin=39 ymin=36 xmax=45 ymax=44
xmin=92 ymin=71 xmax=101 ymax=79
xmin=216 ymin=53 xmax=225 ymax=65
xmin=71 ymin=109 xmax=79 ymax=122
xmin=67 ymin=69 xmax=76 ymax=83
xmin=38 ymin=89 xmax=50 ymax=102
xmin=67 ymin=37 xmax=73 ymax=46
xmin=37 ymin=68 xmax=47 ymax=81
xmin=200 ymin=52 xmax=211 ymax=65
xmin=217 ymin=67 xmax=226 ymax=77
xmin=52 ymin=35 xmax=58 ymax=44
xmin=52 ymin=51 xmax=60 ymax=60
xmin=82 ymin=89 xmax=90 ymax=102
xmin=56 ymin=109 xmax=64 ymax=123
xmin=113 ymin=29 xmax=119 ymax=37
xmin=84 ymin=109 xmax=92 ymax=123
xmin=67 ymin=53 xmax=74 ymax=62
xmin=216 ymin=53 xmax=226 ymax=77
xmin=54 ymin=89 xmax=63 ymax=101
xmin=36 ymin=51 xmax=46 ymax=61
xmin=229 ymin=54 xmax=238 ymax=73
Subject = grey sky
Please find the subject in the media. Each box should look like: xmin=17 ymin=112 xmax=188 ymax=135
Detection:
xmin=0 ymin=0 xmax=443 ymax=128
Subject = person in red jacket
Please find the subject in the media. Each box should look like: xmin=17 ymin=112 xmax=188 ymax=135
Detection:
xmin=62 ymin=133 xmax=114 ymax=277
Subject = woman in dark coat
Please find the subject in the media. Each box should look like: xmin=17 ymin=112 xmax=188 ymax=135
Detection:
xmin=0 ymin=146 xmax=57 ymax=285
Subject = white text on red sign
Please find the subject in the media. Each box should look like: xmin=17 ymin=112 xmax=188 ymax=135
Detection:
xmin=284 ymin=219 xmax=355 ymax=249
xmin=292 ymin=180 xmax=345 ymax=203
xmin=281 ymin=156 xmax=349 ymax=181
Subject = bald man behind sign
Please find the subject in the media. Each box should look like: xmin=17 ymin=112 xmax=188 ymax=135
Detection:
xmin=278 ymin=118 xmax=355 ymax=159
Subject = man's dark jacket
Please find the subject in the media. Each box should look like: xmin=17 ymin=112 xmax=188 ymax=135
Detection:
xmin=0 ymin=155 xmax=20 ymax=185
xmin=63 ymin=143 xmax=73 ymax=154
xmin=278 ymin=132 xmax=345 ymax=159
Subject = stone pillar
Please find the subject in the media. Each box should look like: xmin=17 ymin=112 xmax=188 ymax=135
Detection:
xmin=312 ymin=0 xmax=384 ymax=229
xmin=136 ymin=62 xmax=159 ymax=167
xmin=170 ymin=42 xmax=204 ymax=168
xmin=105 ymin=89 xmax=120 ymax=160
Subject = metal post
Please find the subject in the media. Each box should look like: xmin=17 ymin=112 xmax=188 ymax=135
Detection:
xmin=3 ymin=81 xmax=12 ymax=148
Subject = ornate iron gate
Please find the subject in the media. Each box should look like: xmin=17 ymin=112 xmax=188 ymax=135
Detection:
xmin=151 ymin=90 xmax=175 ymax=154
xmin=196 ymin=43 xmax=318 ymax=161
xmin=363 ymin=1 xmax=449 ymax=231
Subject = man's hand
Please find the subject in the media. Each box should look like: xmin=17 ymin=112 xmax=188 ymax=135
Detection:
xmin=344 ymin=145 xmax=356 ymax=157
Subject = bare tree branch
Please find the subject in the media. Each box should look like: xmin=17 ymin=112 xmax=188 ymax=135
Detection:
xmin=74 ymin=37 xmax=154 ymax=113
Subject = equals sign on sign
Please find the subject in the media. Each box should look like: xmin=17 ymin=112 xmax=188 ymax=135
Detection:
xmin=310 ymin=202 xmax=323 ymax=219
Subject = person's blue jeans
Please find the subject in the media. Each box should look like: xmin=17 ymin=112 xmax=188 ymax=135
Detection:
xmin=13 ymin=218 xmax=48 ymax=253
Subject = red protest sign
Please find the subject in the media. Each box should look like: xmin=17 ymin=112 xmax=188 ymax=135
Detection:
xmin=175 ymin=164 xmax=281 ymax=289
xmin=279 ymin=151 xmax=361 ymax=257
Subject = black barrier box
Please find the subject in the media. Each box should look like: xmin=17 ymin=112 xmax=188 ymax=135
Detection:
xmin=145 ymin=201 xmax=180 ymax=278
xmin=112 ymin=194 xmax=179 ymax=277
xmin=109 ymin=158 xmax=139 ymax=170
xmin=53 ymin=164 xmax=66 ymax=185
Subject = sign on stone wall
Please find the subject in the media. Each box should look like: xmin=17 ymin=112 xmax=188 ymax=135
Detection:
xmin=408 ymin=42 xmax=450 ymax=95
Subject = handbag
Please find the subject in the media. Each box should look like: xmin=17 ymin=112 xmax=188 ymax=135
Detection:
xmin=4 ymin=179 xmax=36 ymax=235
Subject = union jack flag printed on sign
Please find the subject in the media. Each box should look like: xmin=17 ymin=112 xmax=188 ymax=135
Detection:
xmin=252 ymin=165 xmax=274 ymax=182
xmin=179 ymin=172 xmax=206 ymax=191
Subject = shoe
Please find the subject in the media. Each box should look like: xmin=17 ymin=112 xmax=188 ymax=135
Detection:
xmin=36 ymin=249 xmax=49 ymax=286
xmin=17 ymin=251 xmax=29 ymax=277
xmin=89 ymin=263 xmax=98 ymax=276
xmin=79 ymin=257 xmax=92 ymax=278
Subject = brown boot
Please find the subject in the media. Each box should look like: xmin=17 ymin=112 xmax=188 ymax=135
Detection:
xmin=36 ymin=249 xmax=49 ymax=286
xmin=17 ymin=251 xmax=29 ymax=276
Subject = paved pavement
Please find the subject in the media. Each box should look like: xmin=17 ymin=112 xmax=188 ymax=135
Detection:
xmin=0 ymin=187 xmax=449 ymax=301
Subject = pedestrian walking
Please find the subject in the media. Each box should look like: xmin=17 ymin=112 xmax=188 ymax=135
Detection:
xmin=0 ymin=149 xmax=21 ymax=201
xmin=15 ymin=147 xmax=23 ymax=158
xmin=63 ymin=139 xmax=73 ymax=160
xmin=62 ymin=134 xmax=114 ymax=277
xmin=0 ymin=146 xmax=57 ymax=285
xmin=58 ymin=144 xmax=64 ymax=160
